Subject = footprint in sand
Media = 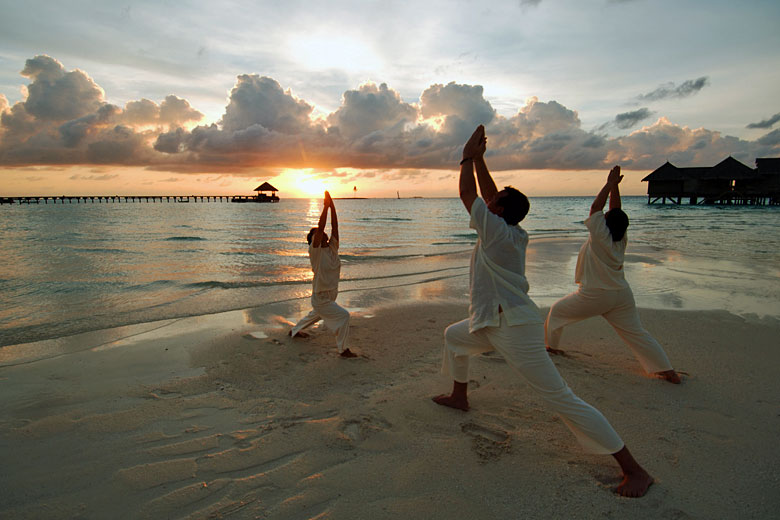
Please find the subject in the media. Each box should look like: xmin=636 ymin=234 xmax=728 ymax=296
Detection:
xmin=339 ymin=415 xmax=392 ymax=443
xmin=461 ymin=421 xmax=511 ymax=462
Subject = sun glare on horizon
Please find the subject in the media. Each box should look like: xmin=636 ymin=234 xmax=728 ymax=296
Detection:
xmin=283 ymin=170 xmax=332 ymax=198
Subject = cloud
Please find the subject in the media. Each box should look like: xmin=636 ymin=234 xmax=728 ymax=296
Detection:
xmin=614 ymin=108 xmax=654 ymax=129
xmin=420 ymin=82 xmax=496 ymax=137
xmin=757 ymin=128 xmax=780 ymax=146
xmin=638 ymin=76 xmax=709 ymax=101
xmin=327 ymin=82 xmax=417 ymax=141
xmin=610 ymin=117 xmax=777 ymax=169
xmin=69 ymin=173 xmax=120 ymax=181
xmin=0 ymin=55 xmax=201 ymax=167
xmin=120 ymin=96 xmax=202 ymax=127
xmin=1 ymin=56 xmax=777 ymax=176
xmin=746 ymin=112 xmax=780 ymax=129
xmin=222 ymin=75 xmax=314 ymax=134
xmin=20 ymin=55 xmax=105 ymax=121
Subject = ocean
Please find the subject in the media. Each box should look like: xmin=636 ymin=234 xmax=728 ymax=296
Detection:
xmin=1 ymin=196 xmax=779 ymax=348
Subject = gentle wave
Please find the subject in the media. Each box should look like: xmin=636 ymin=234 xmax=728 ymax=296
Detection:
xmin=339 ymin=253 xmax=424 ymax=262
xmin=186 ymin=279 xmax=310 ymax=289
xmin=70 ymin=247 xmax=136 ymax=254
xmin=356 ymin=217 xmax=413 ymax=222
xmin=126 ymin=280 xmax=177 ymax=291
xmin=164 ymin=236 xmax=207 ymax=241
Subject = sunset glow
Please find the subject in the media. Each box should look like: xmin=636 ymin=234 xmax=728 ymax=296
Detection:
xmin=0 ymin=2 xmax=778 ymax=197
xmin=282 ymin=170 xmax=332 ymax=198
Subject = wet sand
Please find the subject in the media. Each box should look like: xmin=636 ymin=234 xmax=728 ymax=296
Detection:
xmin=1 ymin=301 xmax=778 ymax=519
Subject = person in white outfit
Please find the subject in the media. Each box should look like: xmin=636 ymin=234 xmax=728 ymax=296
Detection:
xmin=545 ymin=166 xmax=680 ymax=384
xmin=433 ymin=125 xmax=654 ymax=497
xmin=289 ymin=191 xmax=356 ymax=358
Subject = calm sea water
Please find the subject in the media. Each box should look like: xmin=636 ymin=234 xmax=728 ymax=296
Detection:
xmin=1 ymin=196 xmax=779 ymax=347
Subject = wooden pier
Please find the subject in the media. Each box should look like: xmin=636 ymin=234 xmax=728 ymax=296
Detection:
xmin=0 ymin=195 xmax=278 ymax=205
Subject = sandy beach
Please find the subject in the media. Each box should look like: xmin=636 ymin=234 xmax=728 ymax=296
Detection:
xmin=1 ymin=298 xmax=778 ymax=519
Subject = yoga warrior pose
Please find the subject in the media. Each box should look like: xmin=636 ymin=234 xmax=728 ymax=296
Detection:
xmin=545 ymin=166 xmax=680 ymax=384
xmin=289 ymin=191 xmax=356 ymax=358
xmin=433 ymin=125 xmax=653 ymax=497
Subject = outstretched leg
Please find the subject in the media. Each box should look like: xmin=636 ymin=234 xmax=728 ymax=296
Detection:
xmin=545 ymin=289 xmax=607 ymax=354
xmin=603 ymin=288 xmax=679 ymax=382
xmin=316 ymin=299 xmax=353 ymax=356
xmin=488 ymin=318 xmax=653 ymax=497
xmin=290 ymin=308 xmax=321 ymax=338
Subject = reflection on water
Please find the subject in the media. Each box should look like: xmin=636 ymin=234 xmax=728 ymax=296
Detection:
xmin=1 ymin=197 xmax=779 ymax=347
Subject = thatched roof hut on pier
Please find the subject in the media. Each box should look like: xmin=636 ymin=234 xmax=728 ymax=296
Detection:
xmin=231 ymin=181 xmax=280 ymax=203
xmin=642 ymin=156 xmax=780 ymax=205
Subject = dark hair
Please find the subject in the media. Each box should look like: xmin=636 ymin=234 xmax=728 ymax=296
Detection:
xmin=605 ymin=208 xmax=629 ymax=241
xmin=497 ymin=186 xmax=530 ymax=225
xmin=307 ymin=227 xmax=318 ymax=244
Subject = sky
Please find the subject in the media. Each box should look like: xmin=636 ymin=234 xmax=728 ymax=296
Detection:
xmin=1 ymin=0 xmax=779 ymax=198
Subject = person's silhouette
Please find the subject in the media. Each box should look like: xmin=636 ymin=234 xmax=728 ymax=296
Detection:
xmin=289 ymin=191 xmax=356 ymax=358
xmin=545 ymin=166 xmax=680 ymax=384
xmin=433 ymin=125 xmax=654 ymax=497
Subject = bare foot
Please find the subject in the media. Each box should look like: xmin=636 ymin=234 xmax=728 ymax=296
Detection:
xmin=655 ymin=369 xmax=681 ymax=384
xmin=288 ymin=330 xmax=309 ymax=338
xmin=616 ymin=469 xmax=654 ymax=498
xmin=432 ymin=394 xmax=469 ymax=411
xmin=340 ymin=348 xmax=358 ymax=358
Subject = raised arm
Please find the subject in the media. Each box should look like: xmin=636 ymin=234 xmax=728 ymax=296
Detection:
xmin=609 ymin=166 xmax=622 ymax=210
xmin=459 ymin=125 xmax=488 ymax=213
xmin=590 ymin=165 xmax=623 ymax=215
xmin=473 ymin=144 xmax=497 ymax=204
xmin=311 ymin=192 xmax=330 ymax=247
xmin=327 ymin=191 xmax=339 ymax=242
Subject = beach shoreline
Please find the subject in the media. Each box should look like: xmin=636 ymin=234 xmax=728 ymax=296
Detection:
xmin=1 ymin=299 xmax=778 ymax=519
xmin=4 ymin=229 xmax=779 ymax=350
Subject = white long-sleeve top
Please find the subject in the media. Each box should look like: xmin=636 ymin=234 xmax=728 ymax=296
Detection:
xmin=468 ymin=198 xmax=543 ymax=333
xmin=309 ymin=237 xmax=341 ymax=294
xmin=574 ymin=211 xmax=629 ymax=290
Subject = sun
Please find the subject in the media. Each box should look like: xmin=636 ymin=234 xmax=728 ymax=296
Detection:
xmin=285 ymin=170 xmax=330 ymax=198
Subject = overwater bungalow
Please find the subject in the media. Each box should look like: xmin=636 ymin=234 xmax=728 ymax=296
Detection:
xmin=642 ymin=156 xmax=780 ymax=205
xmin=231 ymin=182 xmax=280 ymax=203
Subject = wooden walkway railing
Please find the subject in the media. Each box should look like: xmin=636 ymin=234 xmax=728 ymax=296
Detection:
xmin=0 ymin=195 xmax=278 ymax=205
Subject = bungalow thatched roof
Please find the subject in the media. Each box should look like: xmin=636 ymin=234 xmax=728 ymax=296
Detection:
xmin=254 ymin=182 xmax=278 ymax=192
xmin=642 ymin=157 xmax=756 ymax=182
xmin=701 ymin=156 xmax=757 ymax=180
xmin=640 ymin=162 xmax=708 ymax=181
xmin=642 ymin=162 xmax=676 ymax=181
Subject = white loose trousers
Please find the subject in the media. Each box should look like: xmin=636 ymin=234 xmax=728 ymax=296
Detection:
xmin=442 ymin=315 xmax=624 ymax=455
xmin=291 ymin=290 xmax=350 ymax=353
xmin=545 ymin=286 xmax=672 ymax=374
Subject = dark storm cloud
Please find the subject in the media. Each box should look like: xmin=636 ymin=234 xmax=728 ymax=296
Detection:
xmin=746 ymin=112 xmax=780 ymax=129
xmin=638 ymin=76 xmax=709 ymax=101
xmin=614 ymin=108 xmax=654 ymax=129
